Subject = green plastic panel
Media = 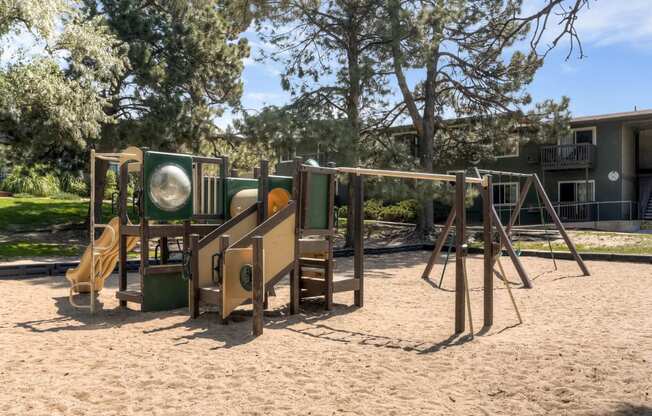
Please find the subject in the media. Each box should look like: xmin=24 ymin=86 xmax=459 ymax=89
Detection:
xmin=223 ymin=176 xmax=294 ymax=219
xmin=143 ymin=151 xmax=193 ymax=221
xmin=269 ymin=175 xmax=293 ymax=194
xmin=306 ymin=172 xmax=329 ymax=229
xmin=142 ymin=273 xmax=188 ymax=312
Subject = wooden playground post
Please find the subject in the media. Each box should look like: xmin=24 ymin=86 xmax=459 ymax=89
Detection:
xmin=258 ymin=160 xmax=269 ymax=225
xmin=252 ymin=236 xmax=264 ymax=336
xmin=325 ymin=162 xmax=337 ymax=310
xmin=454 ymin=172 xmax=466 ymax=334
xmin=353 ymin=173 xmax=364 ymax=307
xmin=118 ymin=162 xmax=129 ymax=307
xmin=532 ymin=174 xmax=590 ymax=276
xmin=483 ymin=175 xmax=494 ymax=327
xmin=189 ymin=234 xmax=200 ymax=318
xmin=289 ymin=157 xmax=303 ymax=314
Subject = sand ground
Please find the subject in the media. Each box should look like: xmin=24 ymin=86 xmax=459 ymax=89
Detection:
xmin=0 ymin=253 xmax=651 ymax=416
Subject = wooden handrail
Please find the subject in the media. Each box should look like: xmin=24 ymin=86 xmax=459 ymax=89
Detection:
xmin=197 ymin=204 xmax=257 ymax=250
xmin=231 ymin=201 xmax=297 ymax=249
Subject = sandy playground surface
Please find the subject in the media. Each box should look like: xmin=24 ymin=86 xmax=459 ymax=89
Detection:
xmin=0 ymin=253 xmax=651 ymax=415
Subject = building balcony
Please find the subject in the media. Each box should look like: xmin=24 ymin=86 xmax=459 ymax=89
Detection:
xmin=540 ymin=143 xmax=596 ymax=170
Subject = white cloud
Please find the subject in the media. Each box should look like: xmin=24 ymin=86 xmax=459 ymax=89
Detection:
xmin=574 ymin=0 xmax=652 ymax=48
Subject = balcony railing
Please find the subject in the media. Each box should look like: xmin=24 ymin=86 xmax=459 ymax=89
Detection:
xmin=493 ymin=200 xmax=638 ymax=223
xmin=540 ymin=143 xmax=596 ymax=170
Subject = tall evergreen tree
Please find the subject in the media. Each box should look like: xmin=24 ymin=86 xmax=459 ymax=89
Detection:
xmin=258 ymin=0 xmax=393 ymax=247
xmin=380 ymin=0 xmax=589 ymax=235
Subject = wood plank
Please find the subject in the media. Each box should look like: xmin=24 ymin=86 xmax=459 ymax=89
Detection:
xmin=115 ymin=290 xmax=143 ymax=304
xmin=189 ymin=234 xmax=200 ymax=318
xmin=198 ymin=286 xmax=221 ymax=305
xmin=252 ymin=236 xmax=264 ymax=336
xmin=122 ymin=224 xmax=140 ymax=236
xmin=192 ymin=155 xmax=225 ymax=164
xmin=299 ymin=257 xmax=328 ymax=268
xmin=142 ymin=264 xmax=183 ymax=276
xmin=421 ymin=204 xmax=456 ymax=279
xmin=290 ymin=157 xmax=302 ymax=315
xmin=454 ymin=172 xmax=466 ymax=334
xmin=147 ymin=224 xmax=185 ymax=238
xmin=483 ymin=175 xmax=494 ymax=328
xmin=299 ymin=238 xmax=329 ymax=254
xmin=333 ymin=278 xmax=360 ymax=293
xmin=300 ymin=277 xmax=325 ymax=294
xmin=258 ymin=160 xmax=269 ymax=225
xmin=353 ymin=174 xmax=364 ymax=307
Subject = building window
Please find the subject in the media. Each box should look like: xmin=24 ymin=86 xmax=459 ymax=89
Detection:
xmin=493 ymin=182 xmax=519 ymax=206
xmin=560 ymin=127 xmax=597 ymax=145
xmin=495 ymin=135 xmax=520 ymax=158
xmin=391 ymin=131 xmax=419 ymax=157
xmin=558 ymin=180 xmax=595 ymax=202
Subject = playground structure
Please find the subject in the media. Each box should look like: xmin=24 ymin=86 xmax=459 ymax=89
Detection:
xmin=68 ymin=147 xmax=590 ymax=337
xmin=421 ymin=168 xmax=590 ymax=290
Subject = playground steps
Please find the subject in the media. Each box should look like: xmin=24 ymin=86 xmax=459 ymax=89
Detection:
xmin=198 ymin=285 xmax=222 ymax=305
xmin=644 ymin=194 xmax=652 ymax=220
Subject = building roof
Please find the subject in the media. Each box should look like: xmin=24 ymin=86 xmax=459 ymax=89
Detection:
xmin=571 ymin=109 xmax=652 ymax=124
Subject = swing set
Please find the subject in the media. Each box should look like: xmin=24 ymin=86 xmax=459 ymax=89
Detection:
xmin=422 ymin=168 xmax=590 ymax=294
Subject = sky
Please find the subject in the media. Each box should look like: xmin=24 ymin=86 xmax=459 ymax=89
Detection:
xmin=3 ymin=1 xmax=651 ymax=129
xmin=235 ymin=0 xmax=652 ymax=127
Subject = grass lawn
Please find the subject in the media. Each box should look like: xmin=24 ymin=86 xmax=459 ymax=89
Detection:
xmin=0 ymin=196 xmax=138 ymax=260
xmin=0 ymin=197 xmax=107 ymax=232
xmin=0 ymin=241 xmax=82 ymax=259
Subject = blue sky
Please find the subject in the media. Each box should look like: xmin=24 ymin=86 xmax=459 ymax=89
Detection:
xmin=3 ymin=1 xmax=650 ymax=128
xmin=235 ymin=0 xmax=652 ymax=127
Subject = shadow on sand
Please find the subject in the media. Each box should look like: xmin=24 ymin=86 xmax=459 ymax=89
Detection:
xmin=12 ymin=250 xmax=533 ymax=351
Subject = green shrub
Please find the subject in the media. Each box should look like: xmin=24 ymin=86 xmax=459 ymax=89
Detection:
xmin=59 ymin=172 xmax=88 ymax=196
xmin=378 ymin=199 xmax=418 ymax=223
xmin=1 ymin=165 xmax=61 ymax=197
xmin=336 ymin=199 xmax=418 ymax=223
xmin=104 ymin=169 xmax=118 ymax=200
xmin=363 ymin=199 xmax=384 ymax=220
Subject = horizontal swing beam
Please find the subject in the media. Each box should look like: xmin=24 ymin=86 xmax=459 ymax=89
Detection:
xmin=474 ymin=168 xmax=534 ymax=178
xmin=337 ymin=167 xmax=484 ymax=185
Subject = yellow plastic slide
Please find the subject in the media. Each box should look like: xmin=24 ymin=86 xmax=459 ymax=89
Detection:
xmin=66 ymin=217 xmax=138 ymax=293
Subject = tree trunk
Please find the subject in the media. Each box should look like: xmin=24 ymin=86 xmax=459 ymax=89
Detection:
xmin=343 ymin=12 xmax=362 ymax=249
xmin=414 ymin=60 xmax=438 ymax=239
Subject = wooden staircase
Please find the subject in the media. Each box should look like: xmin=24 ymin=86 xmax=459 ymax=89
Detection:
xmin=644 ymin=194 xmax=652 ymax=220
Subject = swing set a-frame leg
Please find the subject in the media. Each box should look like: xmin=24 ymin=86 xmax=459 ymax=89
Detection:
xmin=532 ymin=174 xmax=590 ymax=276
xmin=421 ymin=203 xmax=456 ymax=280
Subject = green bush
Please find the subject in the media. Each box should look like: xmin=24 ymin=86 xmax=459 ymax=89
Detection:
xmin=363 ymin=199 xmax=384 ymax=220
xmin=104 ymin=169 xmax=118 ymax=200
xmin=1 ymin=165 xmax=61 ymax=197
xmin=59 ymin=172 xmax=88 ymax=196
xmin=336 ymin=199 xmax=419 ymax=224
xmin=378 ymin=199 xmax=418 ymax=223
